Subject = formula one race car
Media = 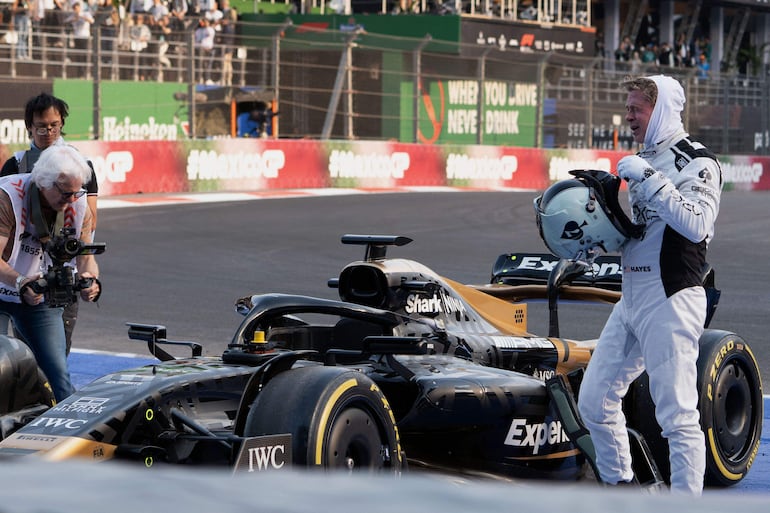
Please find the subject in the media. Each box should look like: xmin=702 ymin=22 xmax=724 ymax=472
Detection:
xmin=0 ymin=235 xmax=762 ymax=489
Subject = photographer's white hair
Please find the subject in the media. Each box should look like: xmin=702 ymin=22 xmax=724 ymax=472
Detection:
xmin=31 ymin=143 xmax=91 ymax=190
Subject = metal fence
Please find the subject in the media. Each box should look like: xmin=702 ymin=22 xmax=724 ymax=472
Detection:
xmin=1 ymin=19 xmax=767 ymax=155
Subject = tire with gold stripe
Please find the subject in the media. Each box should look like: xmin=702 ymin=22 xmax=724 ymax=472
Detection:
xmin=696 ymin=330 xmax=763 ymax=487
xmin=625 ymin=329 xmax=763 ymax=487
xmin=243 ymin=365 xmax=403 ymax=472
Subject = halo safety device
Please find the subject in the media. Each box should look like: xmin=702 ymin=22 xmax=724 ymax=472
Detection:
xmin=533 ymin=170 xmax=642 ymax=261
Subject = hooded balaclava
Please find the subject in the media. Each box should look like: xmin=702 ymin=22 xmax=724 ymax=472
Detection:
xmin=643 ymin=75 xmax=686 ymax=148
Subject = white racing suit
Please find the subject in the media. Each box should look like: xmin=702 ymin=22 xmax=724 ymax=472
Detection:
xmin=577 ymin=131 xmax=723 ymax=495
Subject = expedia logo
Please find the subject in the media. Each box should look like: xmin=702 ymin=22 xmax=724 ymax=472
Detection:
xmin=504 ymin=418 xmax=570 ymax=455
xmin=561 ymin=220 xmax=587 ymax=240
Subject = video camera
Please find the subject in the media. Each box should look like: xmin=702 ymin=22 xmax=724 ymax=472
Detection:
xmin=28 ymin=227 xmax=106 ymax=308
xmin=252 ymin=108 xmax=278 ymax=126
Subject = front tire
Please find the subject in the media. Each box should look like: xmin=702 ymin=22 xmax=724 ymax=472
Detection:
xmin=0 ymin=335 xmax=55 ymax=417
xmin=243 ymin=365 xmax=403 ymax=473
xmin=625 ymin=330 xmax=763 ymax=487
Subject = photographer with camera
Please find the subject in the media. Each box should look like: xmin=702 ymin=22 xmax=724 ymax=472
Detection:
xmin=0 ymin=144 xmax=101 ymax=402
xmin=1 ymin=92 xmax=99 ymax=355
xmin=237 ymin=102 xmax=277 ymax=138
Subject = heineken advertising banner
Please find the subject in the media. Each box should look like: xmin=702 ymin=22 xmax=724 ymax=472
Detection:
xmin=0 ymin=80 xmax=187 ymax=144
xmin=402 ymin=79 xmax=538 ymax=146
xmin=55 ymin=80 xmax=188 ymax=141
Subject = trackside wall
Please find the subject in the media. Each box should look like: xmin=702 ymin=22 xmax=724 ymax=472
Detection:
xmin=0 ymin=140 xmax=766 ymax=197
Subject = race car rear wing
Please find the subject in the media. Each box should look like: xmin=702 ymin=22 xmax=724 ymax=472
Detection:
xmin=474 ymin=253 xmax=720 ymax=336
xmin=473 ymin=255 xmax=621 ymax=337
xmin=490 ymin=253 xmax=622 ymax=291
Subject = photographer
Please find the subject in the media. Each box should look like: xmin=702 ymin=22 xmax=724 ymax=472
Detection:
xmin=1 ymin=93 xmax=99 ymax=354
xmin=0 ymin=144 xmax=100 ymax=402
xmin=237 ymin=103 xmax=276 ymax=138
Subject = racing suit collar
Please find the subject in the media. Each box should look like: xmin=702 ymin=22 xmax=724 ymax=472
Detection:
xmin=643 ymin=75 xmax=686 ymax=149
xmin=638 ymin=129 xmax=688 ymax=160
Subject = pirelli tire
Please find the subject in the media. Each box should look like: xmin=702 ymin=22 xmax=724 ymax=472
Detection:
xmin=626 ymin=329 xmax=763 ymax=487
xmin=243 ymin=365 xmax=404 ymax=473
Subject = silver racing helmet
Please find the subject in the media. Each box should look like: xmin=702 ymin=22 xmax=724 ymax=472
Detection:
xmin=533 ymin=170 xmax=642 ymax=261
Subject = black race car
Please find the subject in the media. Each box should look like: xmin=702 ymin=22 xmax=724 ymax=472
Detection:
xmin=0 ymin=235 xmax=762 ymax=488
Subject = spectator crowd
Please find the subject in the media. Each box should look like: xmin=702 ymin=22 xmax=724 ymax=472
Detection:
xmin=612 ymin=33 xmax=713 ymax=79
xmin=2 ymin=0 xmax=239 ymax=84
xmin=3 ymin=2 xmax=726 ymax=84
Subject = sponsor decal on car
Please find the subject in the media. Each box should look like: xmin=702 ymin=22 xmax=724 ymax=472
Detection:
xmin=103 ymin=374 xmax=156 ymax=386
xmin=27 ymin=417 xmax=88 ymax=430
xmin=509 ymin=254 xmax=622 ymax=278
xmin=504 ymin=418 xmax=571 ymax=455
xmin=405 ymin=291 xmax=467 ymax=316
xmin=532 ymin=368 xmax=556 ymax=381
xmin=51 ymin=397 xmax=110 ymax=415
xmin=233 ymin=434 xmax=292 ymax=474
xmin=491 ymin=336 xmax=554 ymax=350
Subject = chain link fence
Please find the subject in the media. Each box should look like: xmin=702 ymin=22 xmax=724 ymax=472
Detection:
xmin=1 ymin=19 xmax=767 ymax=155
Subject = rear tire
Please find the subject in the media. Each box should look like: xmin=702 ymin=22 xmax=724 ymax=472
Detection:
xmin=697 ymin=330 xmax=763 ymax=486
xmin=243 ymin=365 xmax=403 ymax=473
xmin=626 ymin=330 xmax=763 ymax=487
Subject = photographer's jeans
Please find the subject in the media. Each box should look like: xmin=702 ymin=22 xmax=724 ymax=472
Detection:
xmin=0 ymin=300 xmax=74 ymax=401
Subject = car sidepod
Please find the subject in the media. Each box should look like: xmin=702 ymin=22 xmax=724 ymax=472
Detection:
xmin=388 ymin=354 xmax=585 ymax=480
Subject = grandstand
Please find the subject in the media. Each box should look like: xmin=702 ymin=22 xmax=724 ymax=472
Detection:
xmin=0 ymin=1 xmax=769 ymax=154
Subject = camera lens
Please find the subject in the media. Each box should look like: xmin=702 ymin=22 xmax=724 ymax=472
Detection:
xmin=64 ymin=239 xmax=81 ymax=255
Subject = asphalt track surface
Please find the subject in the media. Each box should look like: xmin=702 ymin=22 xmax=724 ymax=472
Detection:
xmin=77 ymin=189 xmax=770 ymax=378
xmin=64 ymin=188 xmax=769 ymax=497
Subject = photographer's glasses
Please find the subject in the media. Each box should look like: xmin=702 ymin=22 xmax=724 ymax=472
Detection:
xmin=54 ymin=182 xmax=86 ymax=200
xmin=33 ymin=122 xmax=62 ymax=136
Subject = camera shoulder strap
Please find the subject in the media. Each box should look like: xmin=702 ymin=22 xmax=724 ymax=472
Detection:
xmin=29 ymin=182 xmax=64 ymax=245
xmin=18 ymin=152 xmax=30 ymax=174
xmin=17 ymin=148 xmax=41 ymax=174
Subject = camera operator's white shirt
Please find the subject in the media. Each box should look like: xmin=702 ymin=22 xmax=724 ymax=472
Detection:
xmin=0 ymin=174 xmax=87 ymax=304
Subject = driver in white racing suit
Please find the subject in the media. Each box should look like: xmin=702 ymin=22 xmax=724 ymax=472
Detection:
xmin=577 ymin=75 xmax=723 ymax=495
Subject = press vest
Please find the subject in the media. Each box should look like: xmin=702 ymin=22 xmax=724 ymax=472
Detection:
xmin=0 ymin=174 xmax=87 ymax=303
